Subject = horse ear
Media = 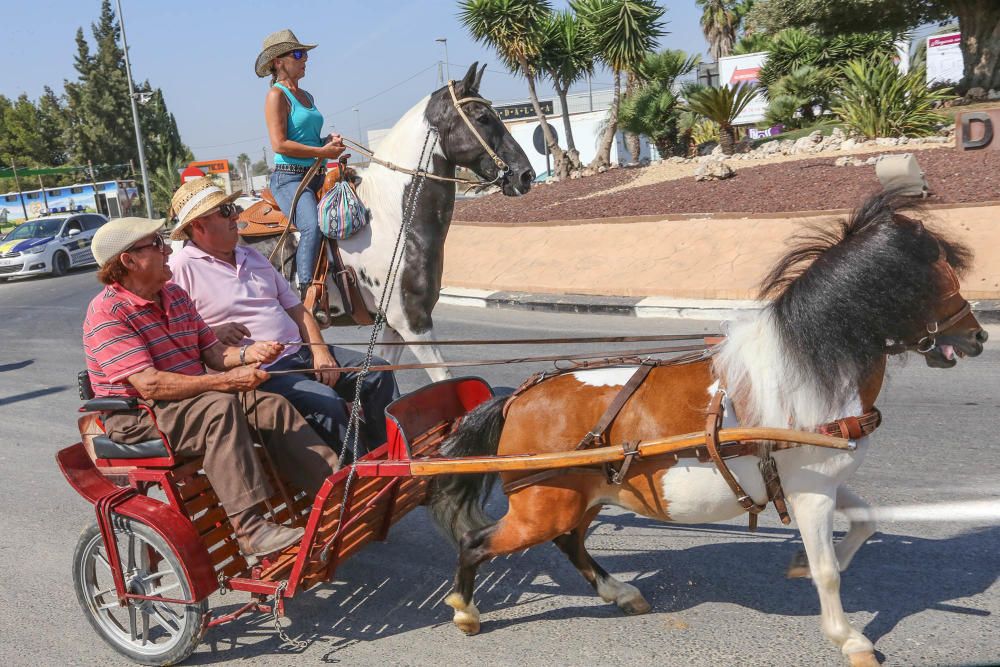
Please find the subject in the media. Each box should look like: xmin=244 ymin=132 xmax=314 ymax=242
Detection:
xmin=473 ymin=63 xmax=487 ymax=91
xmin=460 ymin=62 xmax=479 ymax=91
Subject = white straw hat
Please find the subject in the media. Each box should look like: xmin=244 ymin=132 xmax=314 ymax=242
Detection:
xmin=92 ymin=217 xmax=166 ymax=267
xmin=168 ymin=177 xmax=242 ymax=240
xmin=254 ymin=29 xmax=317 ymax=78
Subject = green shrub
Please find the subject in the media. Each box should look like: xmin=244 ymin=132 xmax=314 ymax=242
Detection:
xmin=831 ymin=55 xmax=952 ymax=139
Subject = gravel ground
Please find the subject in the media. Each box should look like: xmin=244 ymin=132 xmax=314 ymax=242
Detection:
xmin=455 ymin=147 xmax=1000 ymax=222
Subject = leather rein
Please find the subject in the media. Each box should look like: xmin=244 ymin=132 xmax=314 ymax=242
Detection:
xmin=340 ymin=80 xmax=509 ymax=189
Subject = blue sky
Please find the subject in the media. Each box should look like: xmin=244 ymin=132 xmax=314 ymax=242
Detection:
xmin=0 ymin=0 xmax=709 ymax=165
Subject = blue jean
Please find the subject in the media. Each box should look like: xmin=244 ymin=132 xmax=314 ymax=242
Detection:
xmin=269 ymin=170 xmax=325 ymax=287
xmin=260 ymin=345 xmax=399 ymax=458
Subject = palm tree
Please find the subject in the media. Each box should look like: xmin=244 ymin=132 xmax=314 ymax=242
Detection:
xmin=686 ymin=83 xmax=757 ymax=154
xmin=619 ymin=49 xmax=701 ymax=157
xmin=696 ymin=0 xmax=739 ymax=62
xmin=459 ymin=0 xmax=565 ymax=173
xmin=572 ymin=0 xmax=665 ymax=169
xmin=536 ymin=10 xmax=595 ymax=172
xmin=148 ymin=151 xmax=184 ymax=218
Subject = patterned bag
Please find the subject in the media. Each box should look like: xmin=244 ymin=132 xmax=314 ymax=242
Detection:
xmin=318 ymin=177 xmax=370 ymax=240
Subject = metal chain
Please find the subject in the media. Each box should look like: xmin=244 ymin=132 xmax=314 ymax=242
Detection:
xmin=271 ymin=581 xmax=308 ymax=649
xmin=329 ymin=128 xmax=437 ymax=551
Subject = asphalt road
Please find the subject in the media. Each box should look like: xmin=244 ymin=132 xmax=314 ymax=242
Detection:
xmin=0 ymin=269 xmax=997 ymax=667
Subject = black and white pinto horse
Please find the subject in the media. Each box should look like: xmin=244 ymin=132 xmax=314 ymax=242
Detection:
xmin=245 ymin=64 xmax=534 ymax=381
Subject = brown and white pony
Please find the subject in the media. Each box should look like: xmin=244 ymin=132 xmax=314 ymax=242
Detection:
xmin=427 ymin=194 xmax=987 ymax=666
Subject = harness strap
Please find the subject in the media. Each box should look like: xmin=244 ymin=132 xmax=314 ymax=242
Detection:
xmin=448 ymin=81 xmax=509 ymax=174
xmin=705 ymin=391 xmax=768 ymax=520
xmin=577 ymin=362 xmax=656 ymax=450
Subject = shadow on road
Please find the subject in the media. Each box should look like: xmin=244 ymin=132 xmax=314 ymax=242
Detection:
xmin=0 ymin=385 xmax=68 ymax=406
xmin=0 ymin=359 xmax=33 ymax=373
xmin=184 ymin=512 xmax=997 ymax=664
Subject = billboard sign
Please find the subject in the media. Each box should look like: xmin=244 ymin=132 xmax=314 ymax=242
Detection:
xmin=926 ymin=32 xmax=963 ymax=85
xmin=717 ymin=51 xmax=768 ymax=125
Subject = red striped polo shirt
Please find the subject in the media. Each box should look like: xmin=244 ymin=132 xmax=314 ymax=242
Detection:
xmin=83 ymin=282 xmax=219 ymax=397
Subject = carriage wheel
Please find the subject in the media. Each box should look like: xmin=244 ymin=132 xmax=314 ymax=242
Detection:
xmin=73 ymin=519 xmax=209 ymax=665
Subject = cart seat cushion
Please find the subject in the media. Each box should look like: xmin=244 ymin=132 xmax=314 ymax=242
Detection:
xmin=92 ymin=435 xmax=168 ymax=460
xmin=82 ymin=397 xmax=138 ymax=412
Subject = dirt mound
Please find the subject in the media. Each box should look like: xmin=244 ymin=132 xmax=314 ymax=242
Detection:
xmin=455 ymin=148 xmax=1000 ymax=222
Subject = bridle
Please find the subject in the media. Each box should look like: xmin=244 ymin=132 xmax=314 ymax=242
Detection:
xmin=338 ymin=80 xmax=510 ymax=188
xmin=886 ymin=256 xmax=974 ymax=356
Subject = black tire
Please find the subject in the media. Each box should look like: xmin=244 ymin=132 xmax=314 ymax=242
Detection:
xmin=73 ymin=519 xmax=209 ymax=665
xmin=52 ymin=250 xmax=70 ymax=277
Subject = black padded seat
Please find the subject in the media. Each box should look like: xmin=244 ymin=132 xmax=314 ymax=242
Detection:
xmin=93 ymin=435 xmax=169 ymax=459
xmin=82 ymin=397 xmax=138 ymax=412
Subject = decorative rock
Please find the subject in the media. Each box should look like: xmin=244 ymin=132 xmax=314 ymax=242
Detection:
xmin=808 ymin=129 xmax=824 ymax=143
xmin=875 ymin=137 xmax=900 ymax=146
xmin=597 ymin=165 xmax=608 ymax=173
xmin=967 ymin=87 xmax=987 ymax=100
xmin=668 ymin=156 xmax=686 ymax=163
xmin=569 ymin=170 xmax=582 ymax=180
xmin=864 ymin=156 xmax=880 ymax=166
xmin=694 ymin=160 xmax=735 ymax=181
xmin=710 ymin=144 xmax=724 ymax=156
xmin=989 ymin=89 xmax=1000 ymax=101
xmin=923 ymin=135 xmax=949 ymax=144
xmin=897 ymin=136 xmax=910 ymax=145
xmin=581 ymin=167 xmax=596 ymax=177
xmin=840 ymin=138 xmax=857 ymax=151
xmin=830 ymin=127 xmax=846 ymax=141
xmin=834 ymin=156 xmax=854 ymax=167
xmin=793 ymin=136 xmax=816 ymax=152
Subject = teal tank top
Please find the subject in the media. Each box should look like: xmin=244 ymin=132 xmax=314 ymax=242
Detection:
xmin=273 ymin=83 xmax=324 ymax=167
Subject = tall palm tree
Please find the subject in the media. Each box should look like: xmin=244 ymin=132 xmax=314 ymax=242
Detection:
xmin=687 ymin=83 xmax=757 ymax=154
xmin=696 ymin=0 xmax=739 ymax=61
xmin=459 ymin=0 xmax=566 ymax=173
xmin=537 ymin=10 xmax=595 ymax=171
xmin=572 ymin=0 xmax=665 ymax=169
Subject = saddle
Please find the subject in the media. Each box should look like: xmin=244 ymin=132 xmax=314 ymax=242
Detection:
xmin=237 ymin=164 xmax=373 ymax=327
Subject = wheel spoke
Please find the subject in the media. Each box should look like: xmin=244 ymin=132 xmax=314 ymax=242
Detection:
xmin=91 ymin=584 xmax=117 ymax=603
xmin=93 ymin=549 xmax=113 ymax=574
xmin=125 ymin=532 xmax=136 ymax=571
xmin=148 ymin=580 xmax=181 ymax=598
xmin=128 ymin=604 xmax=139 ymax=642
xmin=141 ymin=610 xmax=150 ymax=646
xmin=150 ymin=604 xmax=180 ymax=637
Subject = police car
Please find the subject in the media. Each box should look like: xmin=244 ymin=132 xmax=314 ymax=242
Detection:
xmin=0 ymin=213 xmax=109 ymax=280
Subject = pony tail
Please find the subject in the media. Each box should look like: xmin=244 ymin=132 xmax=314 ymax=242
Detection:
xmin=426 ymin=395 xmax=507 ymax=546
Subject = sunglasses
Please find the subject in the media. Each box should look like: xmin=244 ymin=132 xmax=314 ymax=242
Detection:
xmin=283 ymin=49 xmax=306 ymax=61
xmin=127 ymin=235 xmax=166 ymax=254
xmin=216 ymin=203 xmax=242 ymax=218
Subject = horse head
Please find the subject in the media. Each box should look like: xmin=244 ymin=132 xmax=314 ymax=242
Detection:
xmin=889 ymin=212 xmax=987 ymax=368
xmin=426 ymin=62 xmax=535 ymax=196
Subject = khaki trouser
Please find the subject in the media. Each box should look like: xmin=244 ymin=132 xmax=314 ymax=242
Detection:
xmin=103 ymin=391 xmax=339 ymax=515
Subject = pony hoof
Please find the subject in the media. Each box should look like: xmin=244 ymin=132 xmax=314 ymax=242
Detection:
xmin=847 ymin=650 xmax=880 ymax=667
xmin=619 ymin=594 xmax=652 ymax=615
xmin=445 ymin=592 xmax=481 ymax=635
xmin=786 ymin=550 xmax=811 ymax=579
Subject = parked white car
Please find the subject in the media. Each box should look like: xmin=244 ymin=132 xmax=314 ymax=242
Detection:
xmin=0 ymin=213 xmax=109 ymax=280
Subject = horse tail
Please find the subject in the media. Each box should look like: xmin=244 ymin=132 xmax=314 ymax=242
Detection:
xmin=427 ymin=395 xmax=508 ymax=547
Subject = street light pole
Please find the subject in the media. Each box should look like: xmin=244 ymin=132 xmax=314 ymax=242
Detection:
xmin=115 ymin=0 xmax=153 ymax=219
xmin=436 ymin=38 xmax=450 ymax=82
xmin=353 ymin=108 xmax=363 ymax=144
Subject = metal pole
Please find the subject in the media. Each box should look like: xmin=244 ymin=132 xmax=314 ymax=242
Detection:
xmin=116 ymin=0 xmax=153 ymax=218
xmin=354 ymin=108 xmax=363 ymax=144
xmin=588 ymin=73 xmax=594 ymax=112
xmin=38 ymin=175 xmax=49 ymax=213
xmin=436 ymin=38 xmax=450 ymax=82
xmin=10 ymin=161 xmax=28 ymax=220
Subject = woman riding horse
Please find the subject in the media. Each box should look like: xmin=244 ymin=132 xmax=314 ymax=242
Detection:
xmin=256 ymin=28 xmax=344 ymax=297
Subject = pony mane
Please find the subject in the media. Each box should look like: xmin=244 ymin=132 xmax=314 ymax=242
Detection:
xmin=715 ymin=192 xmax=973 ymax=428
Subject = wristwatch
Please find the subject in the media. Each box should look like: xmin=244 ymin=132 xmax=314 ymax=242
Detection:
xmin=240 ymin=345 xmax=249 ymax=365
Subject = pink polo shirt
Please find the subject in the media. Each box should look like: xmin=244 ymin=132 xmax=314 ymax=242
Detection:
xmin=169 ymin=243 xmax=302 ymax=365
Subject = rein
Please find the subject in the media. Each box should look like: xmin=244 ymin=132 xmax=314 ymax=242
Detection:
xmin=263 ymin=343 xmax=713 ymax=376
xmin=339 ymin=79 xmax=509 ymax=189
xmin=272 ymin=333 xmax=722 ymax=347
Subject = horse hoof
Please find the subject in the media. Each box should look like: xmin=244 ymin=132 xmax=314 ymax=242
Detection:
xmin=619 ymin=594 xmax=652 ymax=615
xmin=445 ymin=592 xmax=481 ymax=635
xmin=847 ymin=650 xmax=880 ymax=667
xmin=787 ymin=550 xmax=811 ymax=579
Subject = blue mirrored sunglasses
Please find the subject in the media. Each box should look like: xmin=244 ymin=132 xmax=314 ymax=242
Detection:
xmin=283 ymin=49 xmax=306 ymax=61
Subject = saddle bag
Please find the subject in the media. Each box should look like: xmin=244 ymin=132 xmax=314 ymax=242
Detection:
xmin=318 ymin=170 xmax=370 ymax=240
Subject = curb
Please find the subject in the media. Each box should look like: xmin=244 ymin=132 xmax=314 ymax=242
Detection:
xmin=439 ymin=288 xmax=1000 ymax=323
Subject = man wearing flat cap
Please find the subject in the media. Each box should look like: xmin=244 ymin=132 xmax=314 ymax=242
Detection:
xmin=82 ymin=216 xmax=341 ymax=558
xmin=168 ymin=177 xmax=398 ymax=458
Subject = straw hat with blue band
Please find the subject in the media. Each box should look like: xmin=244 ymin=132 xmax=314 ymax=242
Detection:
xmin=255 ymin=29 xmax=317 ymax=78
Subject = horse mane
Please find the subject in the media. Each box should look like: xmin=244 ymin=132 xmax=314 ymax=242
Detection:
xmin=715 ymin=192 xmax=973 ymax=428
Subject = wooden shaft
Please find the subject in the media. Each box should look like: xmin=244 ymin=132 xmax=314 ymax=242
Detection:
xmin=407 ymin=427 xmax=853 ymax=476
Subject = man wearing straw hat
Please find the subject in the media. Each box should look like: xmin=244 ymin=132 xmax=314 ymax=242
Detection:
xmin=83 ymin=216 xmax=341 ymax=558
xmin=168 ymin=177 xmax=398 ymax=458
